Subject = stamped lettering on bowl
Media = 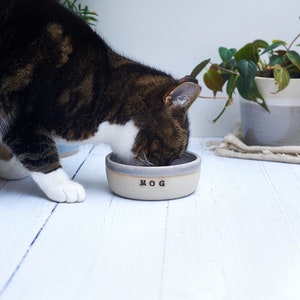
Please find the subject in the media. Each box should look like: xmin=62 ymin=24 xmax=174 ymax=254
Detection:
xmin=140 ymin=179 xmax=166 ymax=187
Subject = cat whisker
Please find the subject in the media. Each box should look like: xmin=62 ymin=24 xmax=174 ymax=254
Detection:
xmin=137 ymin=153 xmax=154 ymax=166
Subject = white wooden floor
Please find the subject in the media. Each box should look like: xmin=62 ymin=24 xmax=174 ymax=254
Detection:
xmin=1 ymin=138 xmax=300 ymax=300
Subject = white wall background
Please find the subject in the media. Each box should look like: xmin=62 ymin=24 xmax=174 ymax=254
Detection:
xmin=84 ymin=0 xmax=299 ymax=137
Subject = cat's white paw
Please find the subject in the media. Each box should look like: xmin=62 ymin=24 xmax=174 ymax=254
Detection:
xmin=0 ymin=156 xmax=29 ymax=180
xmin=31 ymin=168 xmax=86 ymax=203
xmin=44 ymin=181 xmax=86 ymax=203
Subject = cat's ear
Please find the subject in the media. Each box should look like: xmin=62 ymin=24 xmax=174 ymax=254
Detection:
xmin=163 ymin=82 xmax=201 ymax=110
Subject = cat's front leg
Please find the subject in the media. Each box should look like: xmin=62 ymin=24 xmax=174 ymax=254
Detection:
xmin=4 ymin=125 xmax=86 ymax=203
xmin=31 ymin=168 xmax=86 ymax=203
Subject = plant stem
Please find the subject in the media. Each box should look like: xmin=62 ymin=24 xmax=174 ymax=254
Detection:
xmin=212 ymin=64 xmax=239 ymax=75
xmin=287 ymin=33 xmax=300 ymax=51
xmin=212 ymin=99 xmax=232 ymax=123
xmin=198 ymin=95 xmax=228 ymax=100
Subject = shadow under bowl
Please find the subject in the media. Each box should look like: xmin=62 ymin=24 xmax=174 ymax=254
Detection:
xmin=105 ymin=151 xmax=201 ymax=200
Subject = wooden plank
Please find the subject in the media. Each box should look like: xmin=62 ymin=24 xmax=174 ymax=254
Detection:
xmin=0 ymin=145 xmax=93 ymax=296
xmin=0 ymin=178 xmax=56 ymax=294
xmin=0 ymin=144 xmax=169 ymax=300
xmin=1 ymin=139 xmax=300 ymax=300
xmin=260 ymin=162 xmax=300 ymax=242
xmin=159 ymin=141 xmax=300 ymax=300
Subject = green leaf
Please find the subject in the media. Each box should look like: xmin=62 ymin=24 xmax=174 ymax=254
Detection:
xmin=261 ymin=41 xmax=286 ymax=54
xmin=218 ymin=47 xmax=236 ymax=65
xmin=269 ymin=54 xmax=285 ymax=66
xmin=235 ymin=59 xmax=266 ymax=106
xmin=235 ymin=43 xmax=259 ymax=63
xmin=236 ymin=76 xmax=255 ymax=100
xmin=236 ymin=59 xmax=257 ymax=91
xmin=237 ymin=76 xmax=268 ymax=111
xmin=203 ymin=68 xmax=223 ymax=96
xmin=190 ymin=59 xmax=211 ymax=78
xmin=286 ymin=50 xmax=300 ymax=70
xmin=226 ymin=74 xmax=238 ymax=98
xmin=273 ymin=65 xmax=290 ymax=93
xmin=272 ymin=39 xmax=287 ymax=45
xmin=252 ymin=39 xmax=269 ymax=49
xmin=60 ymin=0 xmax=99 ymax=26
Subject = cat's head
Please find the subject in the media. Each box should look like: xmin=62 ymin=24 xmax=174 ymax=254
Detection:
xmin=131 ymin=79 xmax=201 ymax=166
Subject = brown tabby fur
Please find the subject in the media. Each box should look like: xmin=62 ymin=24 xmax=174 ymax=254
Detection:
xmin=0 ymin=0 xmax=200 ymax=178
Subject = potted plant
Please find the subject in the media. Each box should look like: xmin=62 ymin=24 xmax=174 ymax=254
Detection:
xmin=59 ymin=0 xmax=98 ymax=26
xmin=191 ymin=33 xmax=300 ymax=146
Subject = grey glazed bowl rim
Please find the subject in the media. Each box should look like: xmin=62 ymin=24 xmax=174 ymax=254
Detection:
xmin=105 ymin=151 xmax=201 ymax=177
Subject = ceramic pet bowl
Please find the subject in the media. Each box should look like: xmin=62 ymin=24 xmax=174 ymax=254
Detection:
xmin=105 ymin=151 xmax=201 ymax=200
xmin=57 ymin=145 xmax=79 ymax=158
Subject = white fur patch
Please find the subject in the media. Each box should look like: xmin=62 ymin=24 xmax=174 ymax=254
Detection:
xmin=92 ymin=121 xmax=139 ymax=162
xmin=0 ymin=156 xmax=29 ymax=180
xmin=30 ymin=168 xmax=86 ymax=203
xmin=54 ymin=120 xmax=139 ymax=162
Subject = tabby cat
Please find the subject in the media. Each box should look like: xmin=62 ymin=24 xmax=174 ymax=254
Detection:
xmin=0 ymin=0 xmax=200 ymax=203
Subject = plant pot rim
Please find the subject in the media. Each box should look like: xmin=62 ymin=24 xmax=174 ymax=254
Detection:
xmin=255 ymin=76 xmax=300 ymax=81
xmin=253 ymin=76 xmax=300 ymax=100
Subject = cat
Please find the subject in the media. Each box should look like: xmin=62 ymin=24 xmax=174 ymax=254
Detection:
xmin=0 ymin=0 xmax=201 ymax=203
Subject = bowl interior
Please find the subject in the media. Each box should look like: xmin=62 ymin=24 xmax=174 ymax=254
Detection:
xmin=109 ymin=151 xmax=198 ymax=166
xmin=106 ymin=151 xmax=201 ymax=178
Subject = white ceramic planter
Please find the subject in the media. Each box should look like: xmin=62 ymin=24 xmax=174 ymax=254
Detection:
xmin=239 ymin=77 xmax=300 ymax=146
